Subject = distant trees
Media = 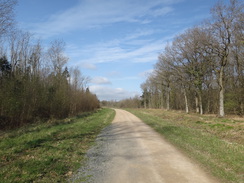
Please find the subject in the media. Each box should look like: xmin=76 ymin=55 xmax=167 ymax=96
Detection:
xmin=101 ymin=96 xmax=142 ymax=108
xmin=141 ymin=0 xmax=244 ymax=117
xmin=0 ymin=2 xmax=100 ymax=129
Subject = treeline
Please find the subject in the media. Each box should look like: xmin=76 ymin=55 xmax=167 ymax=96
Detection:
xmin=141 ymin=0 xmax=243 ymax=117
xmin=0 ymin=1 xmax=99 ymax=129
xmin=101 ymin=96 xmax=141 ymax=108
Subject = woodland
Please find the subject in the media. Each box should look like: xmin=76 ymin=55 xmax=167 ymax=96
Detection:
xmin=104 ymin=0 xmax=244 ymax=117
xmin=139 ymin=0 xmax=243 ymax=117
xmin=0 ymin=0 xmax=243 ymax=131
xmin=0 ymin=0 xmax=100 ymax=129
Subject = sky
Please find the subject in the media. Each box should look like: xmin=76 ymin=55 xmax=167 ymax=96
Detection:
xmin=15 ymin=0 xmax=224 ymax=101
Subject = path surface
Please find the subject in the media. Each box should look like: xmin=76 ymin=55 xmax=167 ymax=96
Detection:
xmin=71 ymin=109 xmax=218 ymax=183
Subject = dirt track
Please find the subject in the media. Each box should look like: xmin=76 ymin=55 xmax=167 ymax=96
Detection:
xmin=71 ymin=109 xmax=219 ymax=183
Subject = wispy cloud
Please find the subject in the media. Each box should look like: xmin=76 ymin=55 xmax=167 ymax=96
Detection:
xmin=111 ymin=76 xmax=139 ymax=81
xmin=80 ymin=62 xmax=97 ymax=70
xmin=150 ymin=6 xmax=173 ymax=17
xmin=107 ymin=71 xmax=120 ymax=77
xmin=91 ymin=77 xmax=111 ymax=84
xmin=124 ymin=29 xmax=158 ymax=41
xmin=89 ymin=85 xmax=139 ymax=101
xmin=71 ymin=36 xmax=167 ymax=65
xmin=29 ymin=0 xmax=180 ymax=37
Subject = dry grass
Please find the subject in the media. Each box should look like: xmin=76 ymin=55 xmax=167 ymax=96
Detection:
xmin=137 ymin=109 xmax=243 ymax=144
xmin=127 ymin=108 xmax=244 ymax=183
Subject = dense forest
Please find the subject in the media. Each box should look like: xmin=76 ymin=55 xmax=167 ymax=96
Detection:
xmin=141 ymin=0 xmax=243 ymax=117
xmin=0 ymin=0 xmax=100 ymax=129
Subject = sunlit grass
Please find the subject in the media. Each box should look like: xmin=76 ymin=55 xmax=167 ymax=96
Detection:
xmin=127 ymin=108 xmax=244 ymax=183
xmin=0 ymin=108 xmax=115 ymax=183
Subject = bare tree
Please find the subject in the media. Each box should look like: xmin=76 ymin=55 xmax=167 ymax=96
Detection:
xmin=208 ymin=0 xmax=243 ymax=117
xmin=9 ymin=30 xmax=33 ymax=75
xmin=230 ymin=5 xmax=244 ymax=115
xmin=0 ymin=0 xmax=17 ymax=37
xmin=69 ymin=67 xmax=89 ymax=90
xmin=161 ymin=42 xmax=193 ymax=113
xmin=141 ymin=0 xmax=243 ymax=116
xmin=156 ymin=54 xmax=174 ymax=111
xmin=140 ymin=82 xmax=150 ymax=108
xmin=47 ymin=40 xmax=68 ymax=75
xmin=171 ymin=27 xmax=213 ymax=115
xmin=0 ymin=2 xmax=101 ymax=129
xmin=29 ymin=40 xmax=42 ymax=76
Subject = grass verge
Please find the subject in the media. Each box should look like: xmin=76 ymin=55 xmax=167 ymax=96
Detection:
xmin=0 ymin=108 xmax=115 ymax=183
xmin=126 ymin=108 xmax=244 ymax=183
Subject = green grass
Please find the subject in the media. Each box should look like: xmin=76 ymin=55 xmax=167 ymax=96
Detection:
xmin=0 ymin=108 xmax=115 ymax=183
xmin=126 ymin=108 xmax=244 ymax=183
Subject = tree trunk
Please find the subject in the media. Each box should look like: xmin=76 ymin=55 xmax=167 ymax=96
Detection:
xmin=161 ymin=92 xmax=164 ymax=109
xmin=183 ymin=88 xmax=189 ymax=114
xmin=149 ymin=93 xmax=152 ymax=108
xmin=219 ymin=66 xmax=225 ymax=117
xmin=160 ymin=85 xmax=164 ymax=109
xmin=241 ymin=102 xmax=244 ymax=116
xmin=166 ymin=85 xmax=170 ymax=111
xmin=207 ymin=97 xmax=210 ymax=114
xmin=197 ymin=90 xmax=203 ymax=115
xmin=199 ymin=93 xmax=203 ymax=115
xmin=195 ymin=92 xmax=200 ymax=113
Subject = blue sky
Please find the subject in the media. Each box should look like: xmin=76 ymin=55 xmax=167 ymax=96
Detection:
xmin=15 ymin=0 xmax=223 ymax=101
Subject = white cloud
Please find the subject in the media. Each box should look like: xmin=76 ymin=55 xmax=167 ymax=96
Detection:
xmin=89 ymin=85 xmax=139 ymax=101
xmin=80 ymin=62 xmax=97 ymax=70
xmin=107 ymin=71 xmax=120 ymax=77
xmin=91 ymin=77 xmax=111 ymax=84
xmin=150 ymin=7 xmax=173 ymax=17
xmin=111 ymin=76 xmax=139 ymax=81
xmin=71 ymin=38 xmax=166 ymax=65
xmin=29 ymin=0 xmax=179 ymax=37
xmin=124 ymin=29 xmax=157 ymax=40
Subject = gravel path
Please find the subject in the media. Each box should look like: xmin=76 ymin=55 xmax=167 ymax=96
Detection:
xmin=70 ymin=109 xmax=219 ymax=183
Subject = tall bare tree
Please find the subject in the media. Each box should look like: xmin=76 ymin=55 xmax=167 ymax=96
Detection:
xmin=0 ymin=0 xmax=17 ymax=37
xmin=141 ymin=0 xmax=243 ymax=116
xmin=47 ymin=40 xmax=68 ymax=75
xmin=156 ymin=53 xmax=174 ymax=111
xmin=208 ymin=0 xmax=243 ymax=117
